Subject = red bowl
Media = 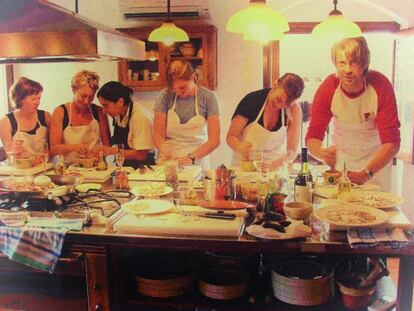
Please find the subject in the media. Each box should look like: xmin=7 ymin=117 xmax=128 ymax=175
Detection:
xmin=337 ymin=282 xmax=375 ymax=310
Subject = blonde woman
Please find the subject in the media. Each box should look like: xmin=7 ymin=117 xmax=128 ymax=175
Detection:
xmin=50 ymin=70 xmax=110 ymax=162
xmin=0 ymin=77 xmax=51 ymax=157
xmin=153 ymin=60 xmax=221 ymax=169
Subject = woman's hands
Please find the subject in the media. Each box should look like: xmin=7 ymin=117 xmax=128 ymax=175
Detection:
xmin=11 ymin=139 xmax=26 ymax=155
xmin=72 ymin=143 xmax=90 ymax=155
xmin=238 ymin=141 xmax=252 ymax=160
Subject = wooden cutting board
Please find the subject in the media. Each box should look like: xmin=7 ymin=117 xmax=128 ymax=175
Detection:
xmin=320 ymin=199 xmax=413 ymax=230
xmin=128 ymin=166 xmax=201 ymax=182
xmin=68 ymin=166 xmax=116 ymax=182
xmin=0 ymin=163 xmax=54 ymax=176
xmin=313 ymin=183 xmax=381 ymax=199
xmin=114 ymin=210 xmax=245 ymax=237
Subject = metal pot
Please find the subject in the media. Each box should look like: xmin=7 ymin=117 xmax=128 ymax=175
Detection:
xmin=0 ymin=175 xmax=81 ymax=199
xmin=203 ymin=167 xmax=236 ymax=201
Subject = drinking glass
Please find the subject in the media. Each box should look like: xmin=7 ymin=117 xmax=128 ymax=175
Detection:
xmin=250 ymin=147 xmax=264 ymax=172
xmin=39 ymin=141 xmax=49 ymax=173
xmin=6 ymin=151 xmax=15 ymax=179
xmin=164 ymin=160 xmax=179 ymax=191
xmin=114 ymin=144 xmax=125 ymax=169
xmin=256 ymin=169 xmax=269 ymax=199
xmin=256 ymin=169 xmax=269 ymax=212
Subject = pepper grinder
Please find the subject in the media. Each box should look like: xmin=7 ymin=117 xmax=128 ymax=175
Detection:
xmin=338 ymin=162 xmax=352 ymax=195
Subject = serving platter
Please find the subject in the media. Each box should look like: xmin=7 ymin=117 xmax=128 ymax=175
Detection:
xmin=338 ymin=191 xmax=404 ymax=209
xmin=246 ymin=221 xmax=312 ymax=240
xmin=122 ymin=199 xmax=174 ymax=215
xmin=199 ymin=200 xmax=255 ymax=210
xmin=131 ymin=184 xmax=173 ymax=197
xmin=314 ymin=204 xmax=389 ymax=228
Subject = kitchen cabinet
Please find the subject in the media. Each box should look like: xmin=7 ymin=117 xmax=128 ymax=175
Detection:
xmin=118 ymin=25 xmax=217 ymax=91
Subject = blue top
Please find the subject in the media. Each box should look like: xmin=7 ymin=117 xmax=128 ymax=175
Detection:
xmin=154 ymin=86 xmax=221 ymax=124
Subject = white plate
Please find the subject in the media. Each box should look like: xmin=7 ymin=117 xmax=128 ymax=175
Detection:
xmin=130 ymin=184 xmax=173 ymax=197
xmin=122 ymin=199 xmax=174 ymax=215
xmin=246 ymin=221 xmax=312 ymax=240
xmin=338 ymin=191 xmax=404 ymax=209
xmin=314 ymin=204 xmax=389 ymax=228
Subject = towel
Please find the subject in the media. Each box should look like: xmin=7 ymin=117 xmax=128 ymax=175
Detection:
xmin=26 ymin=217 xmax=84 ymax=231
xmin=347 ymin=228 xmax=409 ymax=249
xmin=0 ymin=212 xmax=29 ymax=227
xmin=0 ymin=218 xmax=83 ymax=273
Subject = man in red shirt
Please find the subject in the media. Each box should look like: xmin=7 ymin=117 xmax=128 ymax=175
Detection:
xmin=306 ymin=36 xmax=400 ymax=191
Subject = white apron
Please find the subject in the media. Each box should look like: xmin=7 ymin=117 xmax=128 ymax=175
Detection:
xmin=12 ymin=112 xmax=47 ymax=156
xmin=62 ymin=103 xmax=101 ymax=163
xmin=163 ymin=90 xmax=209 ymax=169
xmin=232 ymin=95 xmax=287 ymax=165
xmin=331 ymin=84 xmax=392 ymax=191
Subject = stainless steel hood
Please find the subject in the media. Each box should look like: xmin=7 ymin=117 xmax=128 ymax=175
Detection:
xmin=0 ymin=0 xmax=145 ymax=63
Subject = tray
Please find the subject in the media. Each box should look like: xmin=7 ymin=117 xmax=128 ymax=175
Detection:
xmin=0 ymin=162 xmax=54 ymax=176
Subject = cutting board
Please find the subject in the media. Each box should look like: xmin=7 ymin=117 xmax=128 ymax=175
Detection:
xmin=68 ymin=166 xmax=116 ymax=182
xmin=128 ymin=165 xmax=202 ymax=182
xmin=313 ymin=183 xmax=381 ymax=200
xmin=0 ymin=162 xmax=54 ymax=176
xmin=319 ymin=199 xmax=413 ymax=230
xmin=114 ymin=208 xmax=245 ymax=237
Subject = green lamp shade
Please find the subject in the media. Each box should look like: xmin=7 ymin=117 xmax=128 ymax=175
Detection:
xmin=243 ymin=30 xmax=284 ymax=44
xmin=312 ymin=14 xmax=362 ymax=41
xmin=149 ymin=22 xmax=189 ymax=45
xmin=226 ymin=2 xmax=289 ymax=43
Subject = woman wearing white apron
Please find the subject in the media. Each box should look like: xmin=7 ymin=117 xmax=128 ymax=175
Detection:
xmin=153 ymin=60 xmax=221 ymax=170
xmin=0 ymin=77 xmax=51 ymax=158
xmin=50 ymin=70 xmax=111 ymax=163
xmin=227 ymin=73 xmax=304 ymax=170
xmin=306 ymin=37 xmax=400 ymax=191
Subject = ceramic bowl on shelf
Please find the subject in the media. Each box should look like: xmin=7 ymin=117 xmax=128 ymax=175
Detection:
xmin=180 ymin=43 xmax=196 ymax=57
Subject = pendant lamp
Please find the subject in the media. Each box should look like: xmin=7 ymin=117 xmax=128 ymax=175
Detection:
xmin=312 ymin=0 xmax=362 ymax=41
xmin=226 ymin=0 xmax=289 ymax=44
xmin=149 ymin=0 xmax=189 ymax=46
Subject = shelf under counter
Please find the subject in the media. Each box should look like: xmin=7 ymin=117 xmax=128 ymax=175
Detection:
xmin=124 ymin=276 xmax=396 ymax=311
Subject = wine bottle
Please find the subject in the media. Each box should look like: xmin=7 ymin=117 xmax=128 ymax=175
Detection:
xmin=294 ymin=147 xmax=313 ymax=202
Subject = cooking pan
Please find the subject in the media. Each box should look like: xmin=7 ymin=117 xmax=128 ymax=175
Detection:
xmin=0 ymin=175 xmax=81 ymax=198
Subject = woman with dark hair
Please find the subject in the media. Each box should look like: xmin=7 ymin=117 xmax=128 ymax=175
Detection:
xmin=153 ymin=59 xmax=221 ymax=169
xmin=97 ymin=81 xmax=154 ymax=168
xmin=227 ymin=73 xmax=305 ymax=170
xmin=0 ymin=77 xmax=51 ymax=156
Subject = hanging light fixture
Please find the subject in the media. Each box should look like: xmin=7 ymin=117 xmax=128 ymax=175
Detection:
xmin=148 ymin=0 xmax=189 ymax=46
xmin=312 ymin=0 xmax=362 ymax=42
xmin=226 ymin=0 xmax=289 ymax=44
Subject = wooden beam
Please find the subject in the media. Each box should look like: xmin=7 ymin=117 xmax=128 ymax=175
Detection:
xmin=5 ymin=64 xmax=13 ymax=112
xmin=262 ymin=42 xmax=272 ymax=88
xmin=265 ymin=21 xmax=401 ymax=86
xmin=288 ymin=21 xmax=401 ymax=34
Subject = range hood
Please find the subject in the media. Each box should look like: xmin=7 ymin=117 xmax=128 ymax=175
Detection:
xmin=0 ymin=0 xmax=145 ymax=63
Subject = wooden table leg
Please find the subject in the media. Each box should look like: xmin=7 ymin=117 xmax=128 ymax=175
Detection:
xmin=396 ymin=256 xmax=414 ymax=311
